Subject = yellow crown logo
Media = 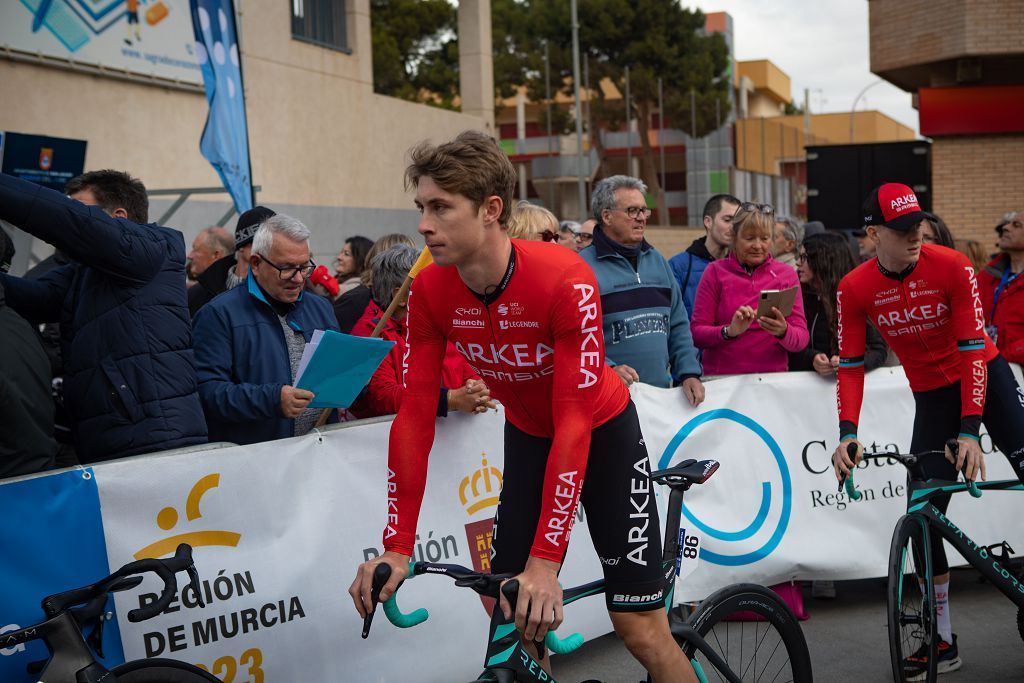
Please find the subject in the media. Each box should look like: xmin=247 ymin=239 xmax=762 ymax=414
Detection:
xmin=459 ymin=453 xmax=502 ymax=516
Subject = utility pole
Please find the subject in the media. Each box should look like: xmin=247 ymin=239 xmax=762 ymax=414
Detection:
xmin=659 ymin=78 xmax=667 ymax=222
xmin=571 ymin=0 xmax=585 ymax=218
xmin=545 ymin=42 xmax=554 ymax=209
xmin=625 ymin=65 xmax=632 ymax=176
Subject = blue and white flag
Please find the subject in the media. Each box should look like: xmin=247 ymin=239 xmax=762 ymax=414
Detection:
xmin=190 ymin=0 xmax=253 ymax=212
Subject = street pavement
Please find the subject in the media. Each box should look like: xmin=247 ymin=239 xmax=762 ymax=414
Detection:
xmin=551 ymin=568 xmax=1023 ymax=682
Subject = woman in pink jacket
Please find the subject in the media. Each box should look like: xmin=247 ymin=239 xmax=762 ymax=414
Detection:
xmin=691 ymin=203 xmax=809 ymax=375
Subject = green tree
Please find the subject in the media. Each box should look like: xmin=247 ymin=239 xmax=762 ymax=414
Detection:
xmin=494 ymin=0 xmax=731 ymax=224
xmin=371 ymin=0 xmax=458 ymax=107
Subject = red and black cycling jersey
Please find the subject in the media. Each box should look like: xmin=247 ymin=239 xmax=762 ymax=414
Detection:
xmin=836 ymin=244 xmax=998 ymax=442
xmin=383 ymin=240 xmax=629 ymax=563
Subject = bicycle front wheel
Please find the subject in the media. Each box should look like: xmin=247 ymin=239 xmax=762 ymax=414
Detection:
xmin=110 ymin=658 xmax=222 ymax=682
xmin=888 ymin=514 xmax=937 ymax=683
xmin=682 ymin=582 xmax=812 ymax=683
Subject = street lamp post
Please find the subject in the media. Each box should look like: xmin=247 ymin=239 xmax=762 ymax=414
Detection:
xmin=849 ymin=80 xmax=883 ymax=143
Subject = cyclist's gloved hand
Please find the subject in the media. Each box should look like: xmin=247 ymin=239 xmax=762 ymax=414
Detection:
xmin=500 ymin=556 xmax=563 ymax=644
xmin=832 ymin=438 xmax=863 ymax=481
xmin=948 ymin=437 xmax=986 ymax=482
xmin=349 ymin=551 xmax=410 ymax=619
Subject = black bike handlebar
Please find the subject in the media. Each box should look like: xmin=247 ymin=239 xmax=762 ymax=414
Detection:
xmin=839 ymin=438 xmax=981 ymax=499
xmin=42 ymin=544 xmax=203 ymax=623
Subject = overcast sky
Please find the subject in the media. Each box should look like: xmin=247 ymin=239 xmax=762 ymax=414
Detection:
xmin=690 ymin=0 xmax=921 ymax=136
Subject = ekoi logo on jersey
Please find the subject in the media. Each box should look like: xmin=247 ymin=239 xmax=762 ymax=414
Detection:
xmin=574 ymin=283 xmax=602 ymax=388
xmin=545 ymin=470 xmax=580 ymax=547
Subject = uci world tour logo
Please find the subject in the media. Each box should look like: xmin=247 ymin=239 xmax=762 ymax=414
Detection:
xmin=659 ymin=409 xmax=792 ymax=567
xmin=133 ymin=473 xmax=241 ymax=560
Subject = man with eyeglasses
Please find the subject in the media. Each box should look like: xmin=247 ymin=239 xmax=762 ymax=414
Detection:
xmin=193 ymin=214 xmax=339 ymax=445
xmin=979 ymin=210 xmax=1024 ymax=363
xmin=579 ymin=175 xmax=704 ymax=404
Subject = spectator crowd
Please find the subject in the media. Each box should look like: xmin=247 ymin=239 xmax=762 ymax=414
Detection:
xmin=1 ymin=151 xmax=1021 ymax=481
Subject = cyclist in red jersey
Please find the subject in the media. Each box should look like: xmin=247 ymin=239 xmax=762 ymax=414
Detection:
xmin=349 ymin=132 xmax=697 ymax=682
xmin=831 ymin=183 xmax=1024 ymax=678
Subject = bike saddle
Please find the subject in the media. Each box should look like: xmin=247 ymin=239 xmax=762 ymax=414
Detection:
xmin=650 ymin=459 xmax=720 ymax=488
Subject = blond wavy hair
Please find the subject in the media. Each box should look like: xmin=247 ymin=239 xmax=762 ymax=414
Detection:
xmin=506 ymin=200 xmax=558 ymax=240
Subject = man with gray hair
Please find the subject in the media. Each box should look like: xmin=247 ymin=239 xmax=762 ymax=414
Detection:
xmin=772 ymin=216 xmax=804 ymax=269
xmin=193 ymin=214 xmax=339 ymax=444
xmin=187 ymin=225 xmax=235 ymax=281
xmin=578 ymin=175 xmax=704 ymax=405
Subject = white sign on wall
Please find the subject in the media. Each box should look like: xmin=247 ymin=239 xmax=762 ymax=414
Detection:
xmin=0 ymin=0 xmax=201 ymax=84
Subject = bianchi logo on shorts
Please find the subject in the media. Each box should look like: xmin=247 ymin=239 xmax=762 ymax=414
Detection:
xmin=612 ymin=588 xmax=664 ymax=604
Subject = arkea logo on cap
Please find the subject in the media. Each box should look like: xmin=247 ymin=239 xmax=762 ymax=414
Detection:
xmin=879 ymin=184 xmax=921 ymax=221
xmin=862 ymin=182 xmax=928 ymax=231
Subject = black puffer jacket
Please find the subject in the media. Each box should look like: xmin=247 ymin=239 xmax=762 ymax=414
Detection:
xmin=789 ymin=284 xmax=888 ymax=372
xmin=0 ymin=174 xmax=207 ymax=463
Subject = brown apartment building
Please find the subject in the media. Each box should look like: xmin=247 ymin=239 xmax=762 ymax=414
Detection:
xmin=869 ymin=0 xmax=1024 ymax=244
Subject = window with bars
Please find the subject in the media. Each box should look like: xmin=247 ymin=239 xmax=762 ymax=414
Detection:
xmin=290 ymin=0 xmax=348 ymax=52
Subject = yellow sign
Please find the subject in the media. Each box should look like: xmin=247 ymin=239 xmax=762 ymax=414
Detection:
xmin=134 ymin=473 xmax=241 ymax=559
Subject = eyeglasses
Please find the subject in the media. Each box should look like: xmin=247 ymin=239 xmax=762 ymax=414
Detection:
xmin=737 ymin=202 xmax=775 ymax=215
xmin=538 ymin=229 xmax=559 ymax=242
xmin=610 ymin=206 xmax=653 ymax=220
xmin=796 ymin=252 xmax=808 ymax=263
xmin=257 ymin=254 xmax=316 ymax=280
xmin=576 ymin=232 xmax=593 ymax=243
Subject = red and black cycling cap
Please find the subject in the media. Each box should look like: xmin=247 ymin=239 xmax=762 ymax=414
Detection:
xmin=861 ymin=182 xmax=936 ymax=232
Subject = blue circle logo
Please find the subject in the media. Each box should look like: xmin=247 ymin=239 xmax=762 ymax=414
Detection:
xmin=658 ymin=409 xmax=792 ymax=566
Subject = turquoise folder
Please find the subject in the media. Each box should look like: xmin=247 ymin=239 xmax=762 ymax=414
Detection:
xmin=295 ymin=331 xmax=395 ymax=409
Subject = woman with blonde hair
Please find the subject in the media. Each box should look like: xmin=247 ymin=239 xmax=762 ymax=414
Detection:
xmin=506 ymin=200 xmax=559 ymax=242
xmin=691 ymin=202 xmax=809 ymax=375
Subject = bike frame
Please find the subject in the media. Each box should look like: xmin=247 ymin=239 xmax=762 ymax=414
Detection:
xmin=474 ymin=479 xmax=742 ymax=683
xmin=906 ymin=478 xmax=1024 ymax=609
xmin=0 ymin=610 xmax=110 ymax=682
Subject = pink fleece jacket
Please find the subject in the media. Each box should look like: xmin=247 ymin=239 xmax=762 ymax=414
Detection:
xmin=691 ymin=253 xmax=809 ymax=376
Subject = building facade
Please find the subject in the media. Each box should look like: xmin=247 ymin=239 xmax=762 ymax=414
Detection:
xmin=869 ymin=0 xmax=1024 ymax=243
xmin=0 ymin=0 xmax=494 ymax=270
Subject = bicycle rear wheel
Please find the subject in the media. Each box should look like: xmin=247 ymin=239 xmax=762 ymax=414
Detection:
xmin=682 ymin=582 xmax=812 ymax=682
xmin=888 ymin=514 xmax=937 ymax=683
xmin=110 ymin=658 xmax=221 ymax=682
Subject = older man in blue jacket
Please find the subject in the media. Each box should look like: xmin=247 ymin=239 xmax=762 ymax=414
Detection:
xmin=193 ymin=214 xmax=339 ymax=444
xmin=579 ymin=175 xmax=705 ymax=406
xmin=0 ymin=171 xmax=207 ymax=462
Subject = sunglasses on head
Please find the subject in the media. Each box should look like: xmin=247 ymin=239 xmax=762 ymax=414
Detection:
xmin=539 ymin=229 xmax=559 ymax=242
xmin=737 ymin=202 xmax=775 ymax=215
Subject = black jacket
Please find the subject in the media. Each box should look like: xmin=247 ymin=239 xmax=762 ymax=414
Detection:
xmin=0 ymin=280 xmax=57 ymax=478
xmin=0 ymin=174 xmax=208 ymax=463
xmin=188 ymin=252 xmax=238 ymax=318
xmin=789 ymin=284 xmax=888 ymax=372
xmin=333 ymin=283 xmax=372 ymax=334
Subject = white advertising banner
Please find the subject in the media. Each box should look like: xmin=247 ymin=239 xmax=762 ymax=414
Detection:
xmin=3 ymin=367 xmax=1022 ymax=682
xmin=633 ymin=367 xmax=1024 ymax=601
xmin=96 ymin=410 xmax=612 ymax=683
xmin=0 ymin=0 xmax=201 ymax=84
